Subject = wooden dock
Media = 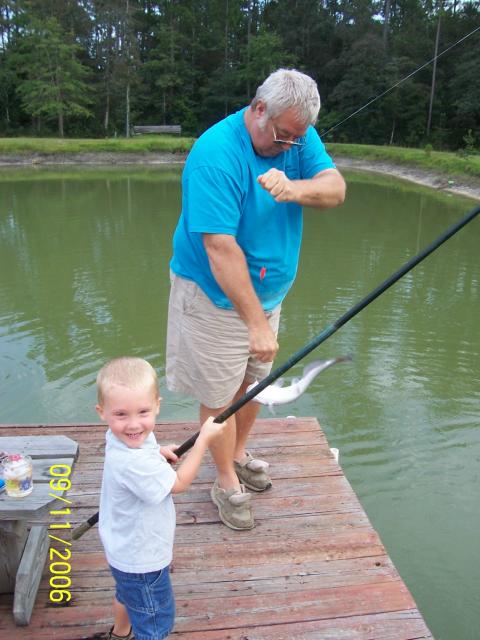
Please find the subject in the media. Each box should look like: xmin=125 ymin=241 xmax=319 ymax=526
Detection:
xmin=0 ymin=419 xmax=433 ymax=639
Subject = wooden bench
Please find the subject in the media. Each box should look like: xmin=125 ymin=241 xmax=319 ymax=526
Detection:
xmin=132 ymin=125 xmax=181 ymax=135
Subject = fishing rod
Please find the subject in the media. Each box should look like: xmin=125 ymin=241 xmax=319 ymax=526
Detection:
xmin=71 ymin=203 xmax=479 ymax=540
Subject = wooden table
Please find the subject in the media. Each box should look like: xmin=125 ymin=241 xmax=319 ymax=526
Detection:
xmin=0 ymin=435 xmax=79 ymax=626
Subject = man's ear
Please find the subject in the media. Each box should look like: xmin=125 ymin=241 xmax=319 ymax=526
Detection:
xmin=254 ymin=99 xmax=266 ymax=118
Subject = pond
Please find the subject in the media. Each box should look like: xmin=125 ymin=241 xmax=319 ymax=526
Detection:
xmin=0 ymin=165 xmax=479 ymax=639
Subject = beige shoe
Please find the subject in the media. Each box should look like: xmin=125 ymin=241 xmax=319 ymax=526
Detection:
xmin=210 ymin=480 xmax=254 ymax=530
xmin=234 ymin=452 xmax=272 ymax=492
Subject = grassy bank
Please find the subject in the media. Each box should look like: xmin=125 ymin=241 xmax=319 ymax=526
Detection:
xmin=0 ymin=137 xmax=479 ymax=184
xmin=327 ymin=143 xmax=480 ymax=180
xmin=0 ymin=135 xmax=195 ymax=154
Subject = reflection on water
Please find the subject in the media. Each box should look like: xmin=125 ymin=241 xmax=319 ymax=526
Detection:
xmin=0 ymin=170 xmax=181 ymax=420
xmin=0 ymin=167 xmax=479 ymax=639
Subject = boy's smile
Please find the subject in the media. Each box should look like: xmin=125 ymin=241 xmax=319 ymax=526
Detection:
xmin=96 ymin=385 xmax=161 ymax=448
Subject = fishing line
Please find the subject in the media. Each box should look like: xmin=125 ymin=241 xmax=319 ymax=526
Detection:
xmin=320 ymin=24 xmax=480 ymax=138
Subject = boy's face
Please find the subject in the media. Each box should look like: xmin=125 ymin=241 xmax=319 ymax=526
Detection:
xmin=96 ymin=385 xmax=160 ymax=448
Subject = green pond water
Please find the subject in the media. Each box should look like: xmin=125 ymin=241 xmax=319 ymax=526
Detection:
xmin=0 ymin=166 xmax=479 ymax=639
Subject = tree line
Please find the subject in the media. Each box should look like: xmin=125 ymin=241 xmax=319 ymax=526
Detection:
xmin=0 ymin=0 xmax=478 ymax=150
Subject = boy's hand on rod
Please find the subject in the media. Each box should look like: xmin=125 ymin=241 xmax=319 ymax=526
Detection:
xmin=160 ymin=444 xmax=179 ymax=464
xmin=198 ymin=416 xmax=228 ymax=446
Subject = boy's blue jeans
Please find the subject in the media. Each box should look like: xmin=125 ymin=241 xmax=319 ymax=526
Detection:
xmin=109 ymin=565 xmax=175 ymax=640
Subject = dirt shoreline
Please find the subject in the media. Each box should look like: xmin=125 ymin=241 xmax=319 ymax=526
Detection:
xmin=0 ymin=151 xmax=188 ymax=167
xmin=335 ymin=156 xmax=480 ymax=202
xmin=0 ymin=151 xmax=479 ymax=201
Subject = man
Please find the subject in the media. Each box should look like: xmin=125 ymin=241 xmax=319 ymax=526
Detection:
xmin=166 ymin=68 xmax=345 ymax=530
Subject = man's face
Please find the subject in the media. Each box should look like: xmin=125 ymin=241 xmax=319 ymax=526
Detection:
xmin=249 ymin=102 xmax=308 ymax=157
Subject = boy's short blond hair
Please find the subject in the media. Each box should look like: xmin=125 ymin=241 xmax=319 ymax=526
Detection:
xmin=96 ymin=357 xmax=159 ymax=405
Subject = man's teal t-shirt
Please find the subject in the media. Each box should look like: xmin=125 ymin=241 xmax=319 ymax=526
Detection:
xmin=170 ymin=108 xmax=335 ymax=311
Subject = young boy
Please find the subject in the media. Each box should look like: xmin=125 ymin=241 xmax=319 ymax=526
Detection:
xmin=96 ymin=356 xmax=226 ymax=640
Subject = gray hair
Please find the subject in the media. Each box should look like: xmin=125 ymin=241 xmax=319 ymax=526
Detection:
xmin=251 ymin=68 xmax=321 ymax=125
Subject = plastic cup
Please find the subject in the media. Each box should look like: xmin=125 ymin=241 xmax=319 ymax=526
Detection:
xmin=2 ymin=454 xmax=34 ymax=498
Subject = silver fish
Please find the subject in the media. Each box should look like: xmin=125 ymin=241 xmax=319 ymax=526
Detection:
xmin=247 ymin=355 xmax=352 ymax=413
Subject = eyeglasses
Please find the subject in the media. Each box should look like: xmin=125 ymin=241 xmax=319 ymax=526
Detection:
xmin=272 ymin=123 xmax=306 ymax=147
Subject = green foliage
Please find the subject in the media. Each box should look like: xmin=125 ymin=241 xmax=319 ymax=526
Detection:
xmin=462 ymin=129 xmax=477 ymax=154
xmin=238 ymin=30 xmax=297 ymax=102
xmin=0 ymin=0 xmax=478 ymax=145
xmin=11 ymin=16 xmax=93 ymax=136
xmin=327 ymin=33 xmax=391 ymax=144
xmin=457 ymin=129 xmax=478 ymax=158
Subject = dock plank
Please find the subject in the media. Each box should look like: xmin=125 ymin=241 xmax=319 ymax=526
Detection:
xmin=0 ymin=419 xmax=433 ymax=639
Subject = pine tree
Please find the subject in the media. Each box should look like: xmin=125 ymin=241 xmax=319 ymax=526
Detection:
xmin=14 ymin=16 xmax=93 ymax=136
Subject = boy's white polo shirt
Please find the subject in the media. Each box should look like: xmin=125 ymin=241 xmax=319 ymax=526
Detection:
xmin=99 ymin=429 xmax=177 ymax=573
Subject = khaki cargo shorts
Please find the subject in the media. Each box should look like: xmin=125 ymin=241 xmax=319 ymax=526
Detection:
xmin=166 ymin=272 xmax=281 ymax=409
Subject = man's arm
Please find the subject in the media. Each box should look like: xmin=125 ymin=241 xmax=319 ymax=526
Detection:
xmin=257 ymin=167 xmax=346 ymax=209
xmin=203 ymin=233 xmax=278 ymax=363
